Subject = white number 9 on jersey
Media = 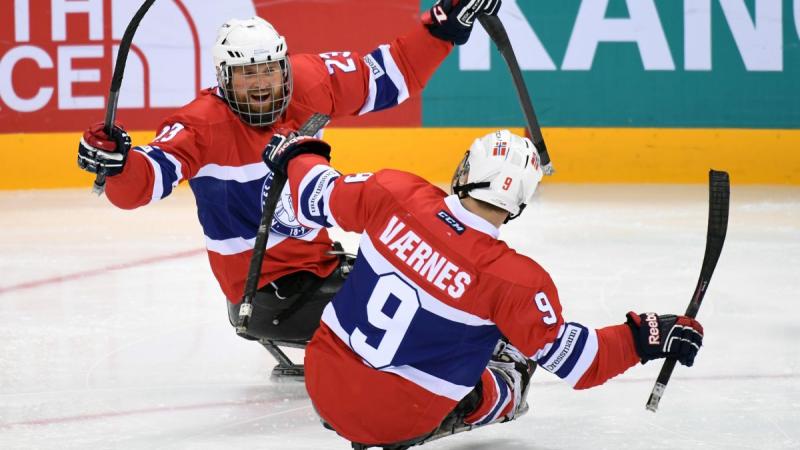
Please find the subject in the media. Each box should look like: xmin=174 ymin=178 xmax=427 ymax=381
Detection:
xmin=350 ymin=274 xmax=420 ymax=368
xmin=534 ymin=292 xmax=557 ymax=325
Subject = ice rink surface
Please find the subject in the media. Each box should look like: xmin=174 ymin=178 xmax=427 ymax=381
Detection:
xmin=1 ymin=184 xmax=798 ymax=450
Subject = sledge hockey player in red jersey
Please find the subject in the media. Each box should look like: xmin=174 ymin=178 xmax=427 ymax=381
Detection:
xmin=75 ymin=1 xmax=503 ymax=360
xmin=262 ymin=129 xmax=705 ymax=448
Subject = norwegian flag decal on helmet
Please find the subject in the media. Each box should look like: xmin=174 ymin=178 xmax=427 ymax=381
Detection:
xmin=492 ymin=141 xmax=508 ymax=156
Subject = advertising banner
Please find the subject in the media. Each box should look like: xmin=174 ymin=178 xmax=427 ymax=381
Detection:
xmin=0 ymin=0 xmax=421 ymax=133
xmin=3 ymin=0 xmax=797 ymax=131
xmin=424 ymin=0 xmax=800 ymax=128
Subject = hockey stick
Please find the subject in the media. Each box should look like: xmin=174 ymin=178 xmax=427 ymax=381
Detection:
xmin=646 ymin=170 xmax=730 ymax=412
xmin=92 ymin=0 xmax=157 ymax=195
xmin=478 ymin=15 xmax=553 ymax=175
xmin=236 ymin=113 xmax=331 ymax=335
xmin=237 ymin=113 xmax=330 ymax=378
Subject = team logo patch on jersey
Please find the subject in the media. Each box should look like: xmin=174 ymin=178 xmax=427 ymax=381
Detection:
xmin=437 ymin=210 xmax=466 ymax=235
xmin=262 ymin=172 xmax=314 ymax=238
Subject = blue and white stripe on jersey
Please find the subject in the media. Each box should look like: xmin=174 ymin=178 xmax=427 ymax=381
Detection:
xmin=358 ymin=45 xmax=410 ymax=115
xmin=296 ymin=164 xmax=339 ymax=229
xmin=133 ymin=146 xmax=182 ymax=204
xmin=321 ymin=233 xmax=501 ymax=401
xmin=194 ymin=161 xmax=266 ymax=182
xmin=533 ymin=322 xmax=598 ymax=387
xmin=190 ymin=162 xmax=320 ymax=255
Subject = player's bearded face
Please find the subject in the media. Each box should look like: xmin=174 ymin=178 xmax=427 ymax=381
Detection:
xmin=230 ymin=62 xmax=286 ymax=116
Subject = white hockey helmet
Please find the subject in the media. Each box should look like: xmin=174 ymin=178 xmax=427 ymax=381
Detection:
xmin=213 ymin=17 xmax=292 ymax=126
xmin=451 ymin=130 xmax=544 ymax=221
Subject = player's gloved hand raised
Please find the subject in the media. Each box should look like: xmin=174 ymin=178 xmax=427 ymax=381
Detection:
xmin=422 ymin=0 xmax=502 ymax=45
xmin=77 ymin=123 xmax=132 ymax=177
xmin=626 ymin=311 xmax=704 ymax=367
xmin=263 ymin=128 xmax=331 ymax=177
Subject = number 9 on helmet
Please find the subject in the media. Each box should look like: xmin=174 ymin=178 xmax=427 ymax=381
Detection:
xmin=451 ymin=130 xmax=544 ymax=222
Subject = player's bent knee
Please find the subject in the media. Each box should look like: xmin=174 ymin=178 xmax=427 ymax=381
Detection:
xmin=227 ymin=264 xmax=349 ymax=342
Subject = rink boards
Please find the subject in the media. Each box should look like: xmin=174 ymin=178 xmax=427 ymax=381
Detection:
xmin=0 ymin=127 xmax=798 ymax=190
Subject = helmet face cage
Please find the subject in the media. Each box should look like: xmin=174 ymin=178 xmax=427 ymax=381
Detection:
xmin=216 ymin=58 xmax=293 ymax=127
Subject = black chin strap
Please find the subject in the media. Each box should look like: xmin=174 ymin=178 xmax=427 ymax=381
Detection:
xmin=454 ymin=181 xmax=528 ymax=224
xmin=452 ymin=181 xmax=490 ymax=198
xmin=504 ymin=203 xmax=526 ymax=223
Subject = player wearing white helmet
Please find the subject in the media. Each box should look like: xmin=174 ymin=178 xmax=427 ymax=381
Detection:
xmin=75 ymin=1 xmax=505 ymax=376
xmin=213 ymin=17 xmax=292 ymax=126
xmin=261 ymin=128 xmax=705 ymax=447
xmin=451 ymin=129 xmax=543 ymax=222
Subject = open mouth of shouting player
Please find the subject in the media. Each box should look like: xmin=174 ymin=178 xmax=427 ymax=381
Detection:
xmin=221 ymin=59 xmax=292 ymax=126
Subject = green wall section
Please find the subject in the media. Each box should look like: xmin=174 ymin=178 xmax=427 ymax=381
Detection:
xmin=422 ymin=0 xmax=800 ymax=128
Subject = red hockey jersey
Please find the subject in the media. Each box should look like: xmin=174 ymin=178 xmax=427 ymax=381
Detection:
xmin=287 ymin=154 xmax=641 ymax=444
xmin=104 ymin=24 xmax=451 ymax=302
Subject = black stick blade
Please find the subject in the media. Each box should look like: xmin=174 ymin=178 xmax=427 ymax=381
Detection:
xmin=687 ymin=170 xmax=730 ymax=318
xmin=646 ymin=170 xmax=730 ymax=412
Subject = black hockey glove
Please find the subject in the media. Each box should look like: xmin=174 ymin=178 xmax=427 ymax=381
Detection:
xmin=626 ymin=311 xmax=704 ymax=367
xmin=422 ymin=0 xmax=502 ymax=45
xmin=262 ymin=129 xmax=331 ymax=177
xmin=77 ymin=122 xmax=132 ymax=177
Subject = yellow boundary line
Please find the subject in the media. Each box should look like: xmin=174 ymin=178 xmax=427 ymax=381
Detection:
xmin=1 ymin=127 xmax=797 ymax=189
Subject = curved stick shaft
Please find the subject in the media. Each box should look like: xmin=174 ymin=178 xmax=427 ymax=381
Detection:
xmin=93 ymin=0 xmax=157 ymax=195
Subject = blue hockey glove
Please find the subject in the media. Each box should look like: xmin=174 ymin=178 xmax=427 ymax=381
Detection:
xmin=77 ymin=122 xmax=132 ymax=177
xmin=422 ymin=0 xmax=502 ymax=45
xmin=626 ymin=311 xmax=704 ymax=367
xmin=263 ymin=129 xmax=331 ymax=177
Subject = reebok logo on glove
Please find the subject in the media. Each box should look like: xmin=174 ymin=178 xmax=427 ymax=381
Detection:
xmin=645 ymin=312 xmax=660 ymax=345
xmin=626 ymin=311 xmax=704 ymax=366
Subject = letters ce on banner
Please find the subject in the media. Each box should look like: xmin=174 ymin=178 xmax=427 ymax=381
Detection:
xmin=0 ymin=0 xmax=256 ymax=132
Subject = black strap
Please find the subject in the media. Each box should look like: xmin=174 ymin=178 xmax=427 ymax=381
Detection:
xmin=452 ymin=181 xmax=490 ymax=197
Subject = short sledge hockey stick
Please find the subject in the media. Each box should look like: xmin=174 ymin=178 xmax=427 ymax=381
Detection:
xmin=478 ymin=15 xmax=553 ymax=175
xmin=646 ymin=170 xmax=730 ymax=412
xmin=237 ymin=113 xmax=331 ymax=337
xmin=92 ymin=0 xmax=157 ymax=195
xmin=238 ymin=113 xmax=330 ymax=377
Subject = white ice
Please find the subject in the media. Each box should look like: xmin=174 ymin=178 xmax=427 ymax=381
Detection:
xmin=1 ymin=184 xmax=798 ymax=450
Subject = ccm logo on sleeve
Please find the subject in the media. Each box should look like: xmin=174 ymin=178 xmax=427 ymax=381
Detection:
xmin=436 ymin=210 xmax=466 ymax=235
